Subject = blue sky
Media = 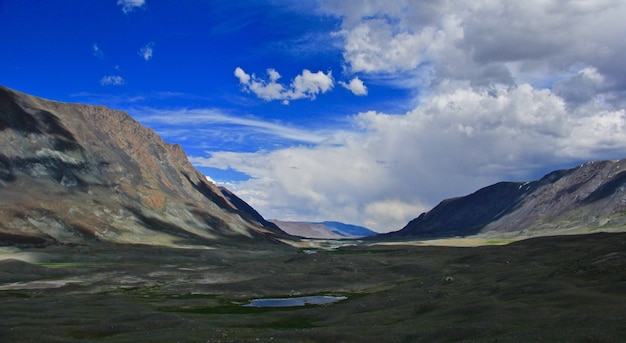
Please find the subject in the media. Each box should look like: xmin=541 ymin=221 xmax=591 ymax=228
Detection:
xmin=2 ymin=1 xmax=626 ymax=232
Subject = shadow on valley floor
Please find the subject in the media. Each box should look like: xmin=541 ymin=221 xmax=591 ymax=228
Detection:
xmin=0 ymin=232 xmax=625 ymax=342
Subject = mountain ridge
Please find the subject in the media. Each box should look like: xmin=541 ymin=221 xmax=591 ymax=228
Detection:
xmin=0 ymin=86 xmax=290 ymax=248
xmin=385 ymin=158 xmax=626 ymax=239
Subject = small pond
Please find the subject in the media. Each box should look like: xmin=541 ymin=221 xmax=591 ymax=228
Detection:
xmin=243 ymin=295 xmax=347 ymax=307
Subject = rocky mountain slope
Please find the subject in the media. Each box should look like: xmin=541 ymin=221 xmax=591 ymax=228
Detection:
xmin=0 ymin=86 xmax=289 ymax=248
xmin=270 ymin=220 xmax=376 ymax=239
xmin=386 ymin=158 xmax=626 ymax=239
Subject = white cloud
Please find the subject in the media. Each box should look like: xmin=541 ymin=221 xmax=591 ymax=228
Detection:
xmin=132 ymin=107 xmax=331 ymax=145
xmin=337 ymin=18 xmax=438 ymax=74
xmin=100 ymin=75 xmax=126 ymax=86
xmin=234 ymin=67 xmax=250 ymax=84
xmin=192 ymin=81 xmax=626 ymax=232
xmin=195 ymin=1 xmax=626 ymax=232
xmin=340 ymin=76 xmax=368 ymax=96
xmin=92 ymin=43 xmax=104 ymax=59
xmin=234 ymin=67 xmax=334 ymax=104
xmin=292 ymin=69 xmax=334 ymax=99
xmin=364 ymin=200 xmax=428 ymax=230
xmin=321 ymin=0 xmax=626 ymax=96
xmin=117 ymin=0 xmax=145 ymax=14
xmin=138 ymin=42 xmax=154 ymax=61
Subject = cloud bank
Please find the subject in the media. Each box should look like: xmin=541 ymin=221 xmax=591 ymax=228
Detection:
xmin=196 ymin=1 xmax=626 ymax=232
xmin=194 ymin=83 xmax=625 ymax=231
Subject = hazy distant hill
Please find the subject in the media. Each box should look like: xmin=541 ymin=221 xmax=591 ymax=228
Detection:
xmin=0 ymin=86 xmax=290 ymax=247
xmin=385 ymin=158 xmax=626 ymax=239
xmin=270 ymin=220 xmax=376 ymax=239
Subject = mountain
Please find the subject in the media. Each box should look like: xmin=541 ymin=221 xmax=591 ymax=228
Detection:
xmin=385 ymin=158 xmax=626 ymax=239
xmin=0 ymin=86 xmax=290 ymax=248
xmin=270 ymin=220 xmax=376 ymax=239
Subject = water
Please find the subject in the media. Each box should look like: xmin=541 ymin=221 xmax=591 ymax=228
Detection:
xmin=243 ymin=295 xmax=347 ymax=307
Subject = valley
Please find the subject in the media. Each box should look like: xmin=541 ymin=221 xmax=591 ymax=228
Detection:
xmin=1 ymin=232 xmax=625 ymax=342
xmin=1 ymin=86 xmax=625 ymax=342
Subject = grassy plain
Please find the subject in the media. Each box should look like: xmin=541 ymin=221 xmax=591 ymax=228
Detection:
xmin=1 ymin=232 xmax=625 ymax=342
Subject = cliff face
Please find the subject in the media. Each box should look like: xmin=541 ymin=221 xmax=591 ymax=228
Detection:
xmin=387 ymin=159 xmax=626 ymax=239
xmin=0 ymin=86 xmax=288 ymax=247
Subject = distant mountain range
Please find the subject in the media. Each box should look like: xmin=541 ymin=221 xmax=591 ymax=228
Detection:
xmin=270 ymin=220 xmax=376 ymax=239
xmin=384 ymin=158 xmax=626 ymax=239
xmin=0 ymin=86 xmax=289 ymax=248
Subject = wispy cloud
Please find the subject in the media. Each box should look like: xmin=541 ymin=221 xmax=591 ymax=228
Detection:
xmin=92 ymin=43 xmax=104 ymax=59
xmin=234 ymin=67 xmax=334 ymax=104
xmin=100 ymin=75 xmax=126 ymax=86
xmin=138 ymin=42 xmax=154 ymax=61
xmin=70 ymin=90 xmax=215 ymax=109
xmin=117 ymin=0 xmax=145 ymax=14
xmin=132 ymin=107 xmax=332 ymax=144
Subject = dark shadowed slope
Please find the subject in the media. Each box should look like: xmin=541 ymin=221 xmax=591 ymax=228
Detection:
xmin=385 ymin=159 xmax=626 ymax=239
xmin=0 ymin=86 xmax=292 ymax=248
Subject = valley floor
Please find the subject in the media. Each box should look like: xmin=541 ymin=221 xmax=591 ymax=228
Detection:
xmin=1 ymin=232 xmax=625 ymax=342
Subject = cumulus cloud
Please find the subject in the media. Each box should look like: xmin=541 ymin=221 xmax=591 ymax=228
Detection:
xmin=340 ymin=76 xmax=368 ymax=96
xmin=234 ymin=67 xmax=334 ymax=104
xmin=553 ymin=67 xmax=606 ymax=107
xmin=234 ymin=67 xmax=251 ymax=84
xmin=321 ymin=0 xmax=626 ymax=95
xmin=198 ymin=1 xmax=626 ymax=231
xmin=138 ymin=42 xmax=155 ymax=61
xmin=117 ymin=0 xmax=145 ymax=14
xmin=193 ymin=81 xmax=626 ymax=231
xmin=100 ymin=75 xmax=125 ymax=86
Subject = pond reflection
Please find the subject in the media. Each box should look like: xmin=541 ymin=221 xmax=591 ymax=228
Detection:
xmin=243 ymin=295 xmax=347 ymax=307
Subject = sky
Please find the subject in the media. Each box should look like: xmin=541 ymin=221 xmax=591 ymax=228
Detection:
xmin=2 ymin=1 xmax=626 ymax=232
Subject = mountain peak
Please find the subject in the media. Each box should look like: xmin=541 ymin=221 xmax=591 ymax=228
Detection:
xmin=385 ymin=158 xmax=626 ymax=239
xmin=0 ymin=86 xmax=290 ymax=248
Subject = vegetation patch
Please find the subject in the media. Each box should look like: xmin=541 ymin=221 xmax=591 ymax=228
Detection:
xmin=242 ymin=316 xmax=317 ymax=329
xmin=160 ymin=303 xmax=301 ymax=315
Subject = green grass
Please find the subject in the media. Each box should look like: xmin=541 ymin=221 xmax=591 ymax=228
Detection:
xmin=160 ymin=303 xmax=303 ymax=314
xmin=243 ymin=316 xmax=317 ymax=329
xmin=2 ymin=232 xmax=624 ymax=342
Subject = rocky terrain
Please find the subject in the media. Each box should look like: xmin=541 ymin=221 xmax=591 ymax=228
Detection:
xmin=0 ymin=86 xmax=289 ymax=248
xmin=386 ymin=158 xmax=626 ymax=239
xmin=270 ymin=220 xmax=376 ymax=239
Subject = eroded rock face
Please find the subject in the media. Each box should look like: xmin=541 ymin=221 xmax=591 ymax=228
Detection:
xmin=0 ymin=86 xmax=288 ymax=247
